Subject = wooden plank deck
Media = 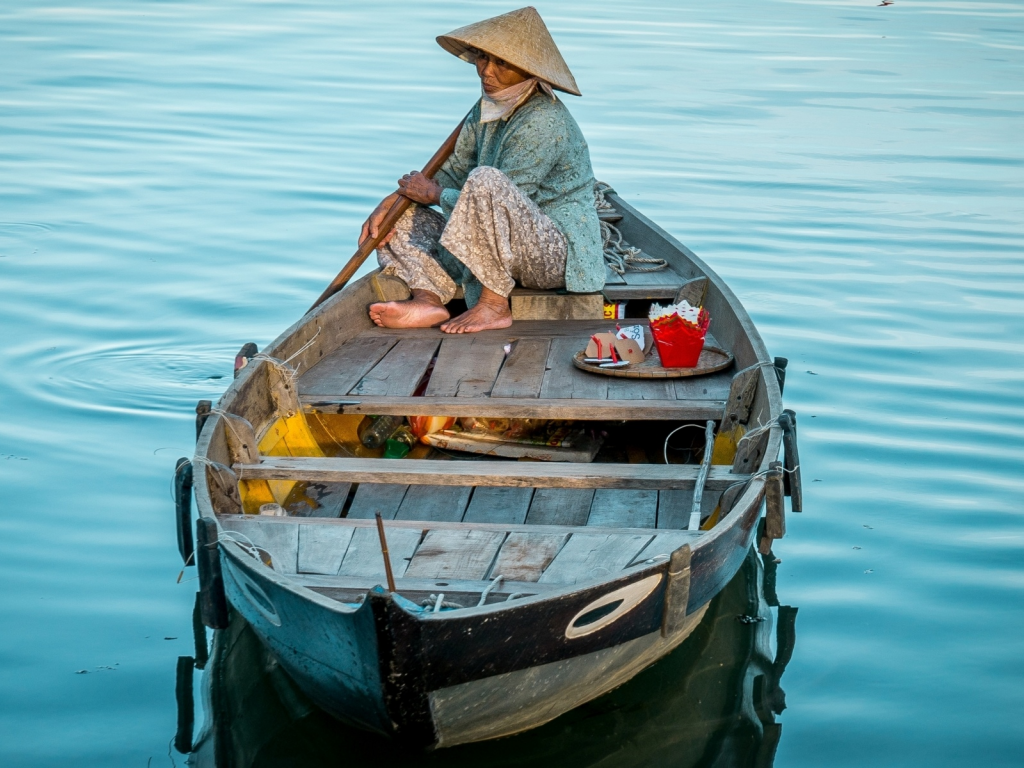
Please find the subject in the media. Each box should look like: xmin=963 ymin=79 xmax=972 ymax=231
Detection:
xmin=538 ymin=533 xmax=654 ymax=585
xmin=524 ymin=488 xmax=595 ymax=526
xmin=221 ymin=515 xmax=700 ymax=587
xmin=297 ymin=320 xmax=732 ymax=421
xmin=346 ymin=483 xmax=408 ymax=519
xmin=404 ymin=529 xmax=507 ymax=580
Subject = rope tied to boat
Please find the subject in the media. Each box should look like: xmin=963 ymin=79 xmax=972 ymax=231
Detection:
xmin=210 ymin=408 xmax=256 ymax=448
xmin=595 ymin=182 xmax=668 ymax=276
xmin=217 ymin=529 xmax=276 ymax=568
xmin=735 ymin=417 xmax=777 ymax=449
xmin=190 ymin=455 xmax=240 ymax=498
xmin=477 ymin=574 xmax=504 ymax=607
xmin=662 ymin=422 xmax=711 ymax=466
xmin=719 ymin=462 xmax=803 ymax=504
xmin=250 ymin=326 xmax=322 ymax=381
xmin=735 ymin=409 xmax=799 ymax=452
xmin=422 ymin=594 xmax=465 ymax=610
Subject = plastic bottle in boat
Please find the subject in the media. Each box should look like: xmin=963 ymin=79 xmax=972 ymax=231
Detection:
xmin=359 ymin=415 xmax=405 ymax=449
xmin=383 ymin=426 xmax=417 ymax=459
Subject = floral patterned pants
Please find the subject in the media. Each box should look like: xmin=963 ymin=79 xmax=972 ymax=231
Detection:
xmin=377 ymin=166 xmax=567 ymax=305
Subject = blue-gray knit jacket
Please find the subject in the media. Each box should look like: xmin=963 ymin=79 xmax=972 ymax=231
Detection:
xmin=434 ymin=93 xmax=605 ymax=294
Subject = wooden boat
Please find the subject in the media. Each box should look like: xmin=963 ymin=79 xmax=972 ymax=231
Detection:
xmin=179 ymin=190 xmax=802 ymax=749
xmin=181 ymin=551 xmax=798 ymax=766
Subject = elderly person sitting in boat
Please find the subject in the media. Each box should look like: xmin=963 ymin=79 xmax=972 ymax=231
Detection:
xmin=363 ymin=7 xmax=604 ymax=334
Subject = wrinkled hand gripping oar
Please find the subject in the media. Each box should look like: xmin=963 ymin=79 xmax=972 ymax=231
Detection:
xmin=309 ymin=117 xmax=468 ymax=312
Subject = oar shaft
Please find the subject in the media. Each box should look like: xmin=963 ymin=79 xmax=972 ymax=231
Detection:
xmin=309 ymin=117 xmax=467 ymax=311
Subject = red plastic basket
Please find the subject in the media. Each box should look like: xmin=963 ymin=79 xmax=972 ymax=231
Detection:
xmin=650 ymin=310 xmax=709 ymax=368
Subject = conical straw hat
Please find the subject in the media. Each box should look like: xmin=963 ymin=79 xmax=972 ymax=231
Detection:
xmin=437 ymin=6 xmax=581 ymax=97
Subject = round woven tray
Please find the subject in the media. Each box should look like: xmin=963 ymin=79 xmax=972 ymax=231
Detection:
xmin=572 ymin=344 xmax=734 ymax=379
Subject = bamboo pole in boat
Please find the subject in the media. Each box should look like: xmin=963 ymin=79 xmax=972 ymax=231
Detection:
xmin=375 ymin=513 xmax=397 ymax=593
xmin=309 ymin=117 xmax=468 ymax=311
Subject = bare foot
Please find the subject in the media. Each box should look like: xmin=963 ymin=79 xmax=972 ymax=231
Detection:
xmin=440 ymin=288 xmax=512 ymax=334
xmin=369 ymin=290 xmax=449 ymax=328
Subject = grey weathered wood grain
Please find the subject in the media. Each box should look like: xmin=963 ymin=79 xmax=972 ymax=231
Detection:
xmin=221 ymin=517 xmax=298 ymax=574
xmin=463 ymin=487 xmax=534 ymax=525
xmin=720 ymin=363 xmax=761 ymax=433
xmin=395 ymin=485 xmax=473 ymax=522
xmin=490 ymin=338 xmax=551 ymax=398
xmin=605 ymin=377 xmax=675 ymax=400
xmin=539 ymin=337 xmax=609 ymax=400
xmin=510 ymin=291 xmax=605 ymax=321
xmin=292 ymin=572 xmax=561 ymax=596
xmin=337 ymin=526 xmax=423 ymax=579
xmin=404 ymin=529 xmax=507 ymax=581
xmin=299 ymin=335 xmax=398 ymax=396
xmin=266 ymin=357 xmax=304 ymax=420
xmin=425 ymin=337 xmax=507 ymax=398
xmin=303 ymin=395 xmax=725 ymax=421
xmin=587 ymin=489 xmax=658 ymax=529
xmin=765 ymin=461 xmax=786 ymax=541
xmin=297 ymin=524 xmax=355 ymax=575
xmin=732 ymin=426 xmax=772 ymax=474
xmin=622 ymin=264 xmax=686 ymax=286
xmin=491 ymin=532 xmax=569 ymax=582
xmin=219 ymin=513 xmax=683 ymax=538
xmin=221 ymin=412 xmax=259 ymax=465
xmin=539 ymin=532 xmax=654 ymax=585
xmin=657 ymin=488 xmax=723 ymax=530
xmin=628 ymin=532 xmax=696 ymax=566
xmin=349 ymin=338 xmax=440 ymax=397
xmin=780 ymin=409 xmax=803 ymax=512
xmin=525 ymin=488 xmax=596 ymax=526
xmin=297 ymin=481 xmax=351 ymax=518
xmin=674 ymin=276 xmax=708 ymax=307
xmin=672 ymin=366 xmax=733 ymax=402
xmin=346 ymin=483 xmax=409 ymax=520
xmin=239 ymin=456 xmax=748 ymax=491
xmin=602 ymin=284 xmax=681 ymax=300
xmin=660 ymin=544 xmax=692 ymax=636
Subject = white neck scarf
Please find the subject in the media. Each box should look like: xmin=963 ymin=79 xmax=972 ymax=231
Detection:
xmin=479 ymin=78 xmax=556 ymax=123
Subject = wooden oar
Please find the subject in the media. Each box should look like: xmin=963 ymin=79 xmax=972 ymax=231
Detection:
xmin=308 ymin=117 xmax=467 ymax=312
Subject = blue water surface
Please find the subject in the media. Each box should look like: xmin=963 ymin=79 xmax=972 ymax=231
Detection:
xmin=1 ymin=1 xmax=1022 ymax=765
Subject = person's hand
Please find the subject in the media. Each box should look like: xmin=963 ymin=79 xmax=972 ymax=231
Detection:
xmin=359 ymin=191 xmax=402 ymax=248
xmin=397 ymin=171 xmax=442 ymax=206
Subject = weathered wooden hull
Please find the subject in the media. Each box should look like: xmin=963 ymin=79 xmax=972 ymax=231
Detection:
xmin=216 ymin=481 xmax=761 ymax=747
xmin=190 ymin=191 xmax=787 ymax=748
xmin=190 ymin=549 xmax=791 ymax=765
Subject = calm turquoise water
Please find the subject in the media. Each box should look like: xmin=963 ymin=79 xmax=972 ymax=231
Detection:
xmin=2 ymin=1 xmax=1022 ymax=765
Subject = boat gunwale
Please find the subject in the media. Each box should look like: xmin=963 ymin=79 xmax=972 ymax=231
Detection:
xmin=217 ymin=526 xmax=661 ymax=619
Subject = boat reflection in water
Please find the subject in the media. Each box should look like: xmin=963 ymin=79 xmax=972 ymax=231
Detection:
xmin=178 ymin=549 xmax=796 ymax=767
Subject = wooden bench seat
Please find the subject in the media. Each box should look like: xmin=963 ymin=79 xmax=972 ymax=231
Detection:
xmin=602 ymin=263 xmax=690 ymax=301
xmin=235 ymin=456 xmax=747 ymax=491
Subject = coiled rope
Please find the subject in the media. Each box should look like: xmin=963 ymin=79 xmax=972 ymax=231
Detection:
xmin=595 ymin=182 xmax=668 ymax=276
